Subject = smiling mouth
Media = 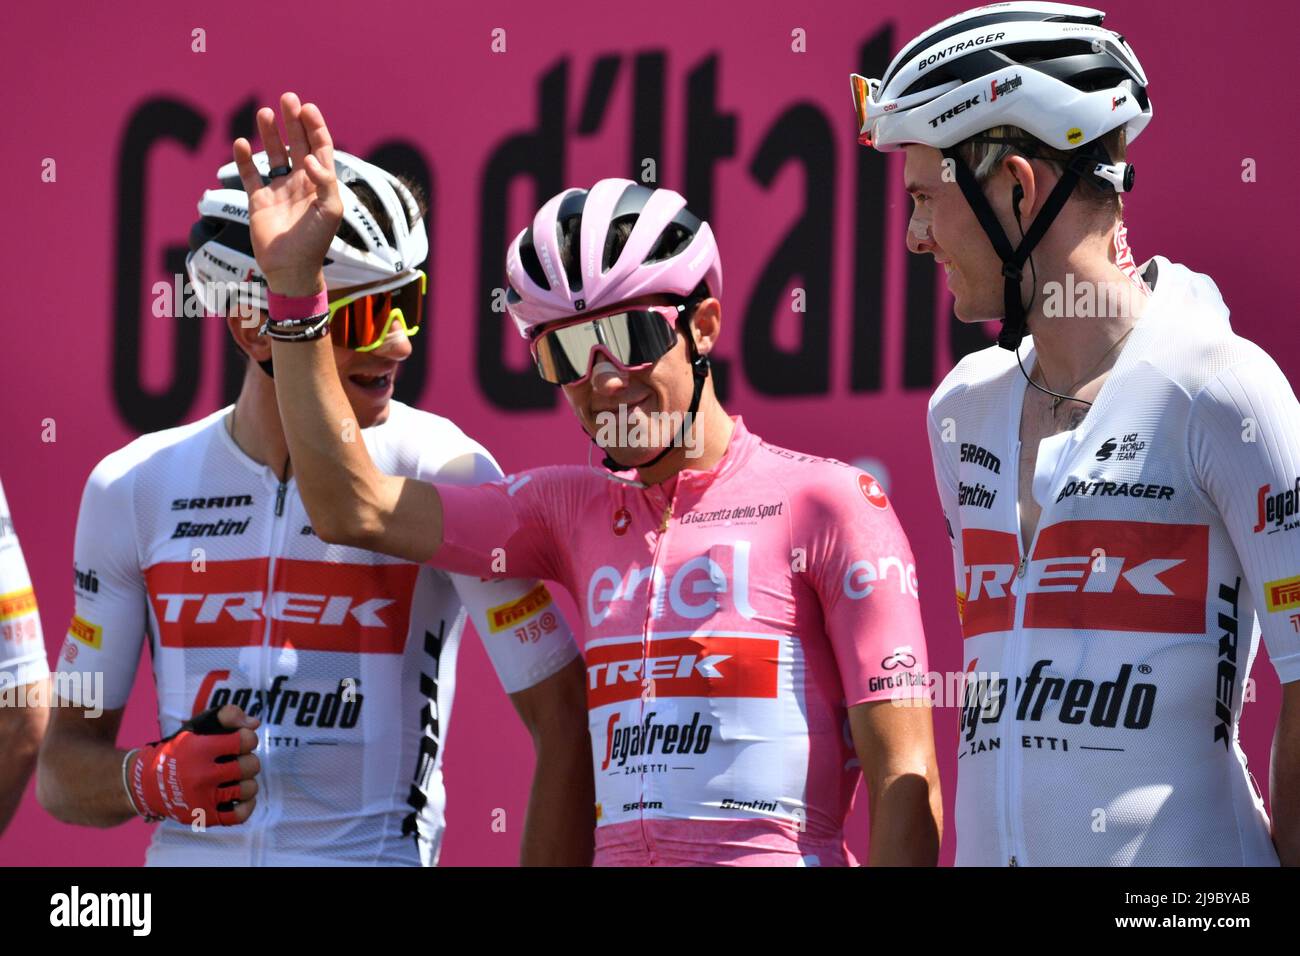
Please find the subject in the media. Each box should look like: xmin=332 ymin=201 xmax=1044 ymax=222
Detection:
xmin=349 ymin=371 xmax=394 ymax=392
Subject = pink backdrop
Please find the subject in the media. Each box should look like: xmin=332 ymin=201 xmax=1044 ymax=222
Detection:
xmin=2 ymin=0 xmax=1298 ymax=866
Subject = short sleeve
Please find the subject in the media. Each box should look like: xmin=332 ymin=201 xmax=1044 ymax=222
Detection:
xmin=0 ymin=478 xmax=48 ymax=687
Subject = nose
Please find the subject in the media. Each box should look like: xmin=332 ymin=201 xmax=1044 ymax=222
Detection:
xmin=589 ymin=354 xmax=630 ymax=395
xmin=906 ymin=211 xmax=934 ymax=255
xmin=370 ymin=322 xmax=414 ymax=362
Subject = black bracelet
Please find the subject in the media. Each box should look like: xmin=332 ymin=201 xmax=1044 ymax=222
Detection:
xmin=260 ymin=312 xmax=331 ymax=342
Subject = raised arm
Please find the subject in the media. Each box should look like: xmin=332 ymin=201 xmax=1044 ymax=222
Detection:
xmin=232 ymin=92 xmax=442 ymax=562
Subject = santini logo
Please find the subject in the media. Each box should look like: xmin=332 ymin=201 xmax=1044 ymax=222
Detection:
xmin=50 ymin=886 xmax=151 ymax=936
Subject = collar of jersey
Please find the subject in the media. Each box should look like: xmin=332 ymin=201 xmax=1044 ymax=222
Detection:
xmin=669 ymin=415 xmax=756 ymax=488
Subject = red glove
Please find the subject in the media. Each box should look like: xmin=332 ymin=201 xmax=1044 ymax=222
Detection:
xmin=128 ymin=707 xmax=247 ymax=826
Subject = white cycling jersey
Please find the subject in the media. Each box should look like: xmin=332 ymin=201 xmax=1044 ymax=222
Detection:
xmin=930 ymin=256 xmax=1300 ymax=868
xmin=928 ymin=256 xmax=1300 ymax=866
xmin=57 ymin=401 xmax=579 ymax=866
xmin=0 ymin=477 xmax=48 ymax=687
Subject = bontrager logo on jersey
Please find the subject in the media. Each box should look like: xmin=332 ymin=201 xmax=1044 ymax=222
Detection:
xmin=195 ymin=672 xmax=364 ymax=730
xmin=486 ymin=582 xmax=554 ymax=633
xmin=1055 ymin=479 xmax=1175 ymax=503
xmin=144 ymin=558 xmax=418 ymax=653
xmin=960 ymin=658 xmax=1157 ymax=745
xmin=959 ymin=522 xmax=1209 ymax=637
xmin=171 ymin=495 xmax=254 ymax=510
xmin=1254 ymin=479 xmax=1300 ymax=534
xmin=601 ymin=710 xmax=714 ymax=770
xmin=585 ymin=636 xmax=778 ymax=707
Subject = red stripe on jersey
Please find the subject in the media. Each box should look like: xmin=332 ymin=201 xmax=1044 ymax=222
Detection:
xmin=585 ymin=636 xmax=779 ymax=707
xmin=145 ymin=558 xmax=419 ymax=653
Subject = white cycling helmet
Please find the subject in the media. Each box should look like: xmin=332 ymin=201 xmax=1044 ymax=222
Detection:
xmin=186 ymin=148 xmax=428 ymax=313
xmin=851 ymin=2 xmax=1153 ymax=350
xmin=854 ymin=2 xmax=1151 ymax=155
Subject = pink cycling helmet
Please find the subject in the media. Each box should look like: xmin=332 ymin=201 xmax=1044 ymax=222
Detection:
xmin=505 ymin=178 xmax=723 ymax=338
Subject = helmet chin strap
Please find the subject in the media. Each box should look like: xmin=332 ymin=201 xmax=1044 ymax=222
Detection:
xmin=940 ymin=142 xmax=1115 ymax=352
xmin=592 ymin=327 xmax=711 ymax=475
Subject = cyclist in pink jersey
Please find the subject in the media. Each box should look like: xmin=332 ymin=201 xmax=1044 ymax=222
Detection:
xmin=240 ymin=92 xmax=942 ymax=865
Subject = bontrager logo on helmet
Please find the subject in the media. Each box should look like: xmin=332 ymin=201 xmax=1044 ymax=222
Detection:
xmin=185 ymin=149 xmax=428 ymax=314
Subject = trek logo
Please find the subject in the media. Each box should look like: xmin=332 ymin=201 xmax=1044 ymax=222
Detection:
xmin=1095 ymin=433 xmax=1145 ymax=462
xmin=585 ymin=636 xmax=778 ymax=707
xmin=1254 ymin=478 xmax=1300 ymax=534
xmin=989 ymin=74 xmax=1023 ymax=101
xmin=1213 ymin=579 xmax=1240 ymax=749
xmin=600 ymin=710 xmax=713 ymax=770
xmin=144 ymin=559 xmax=418 ymax=653
xmin=929 ymin=95 xmax=981 ymax=128
xmin=960 ymin=658 xmax=1157 ymax=743
xmin=959 ymin=522 xmax=1209 ymax=637
xmin=1265 ymin=574 xmax=1300 ymax=613
xmin=960 ymin=443 xmax=1002 ymax=474
xmin=587 ymin=541 xmax=756 ymax=626
xmin=171 ymin=495 xmax=254 ymax=510
xmin=73 ymin=565 xmax=99 ymax=594
xmin=171 ymin=518 xmax=250 ymax=539
xmin=195 ymin=673 xmax=363 ymax=730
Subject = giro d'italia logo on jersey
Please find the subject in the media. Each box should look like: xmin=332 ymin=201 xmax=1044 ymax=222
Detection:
xmin=957 ymin=520 xmax=1209 ymax=638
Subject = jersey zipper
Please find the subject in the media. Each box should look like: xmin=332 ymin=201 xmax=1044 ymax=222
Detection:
xmin=637 ymin=483 xmax=679 ymax=860
xmin=251 ymin=464 xmax=291 ymax=866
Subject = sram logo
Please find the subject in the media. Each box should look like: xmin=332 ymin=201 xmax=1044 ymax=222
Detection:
xmin=144 ymin=558 xmax=418 ymax=653
xmin=959 ymin=521 xmax=1208 ymax=637
xmin=585 ymin=635 xmax=778 ymax=707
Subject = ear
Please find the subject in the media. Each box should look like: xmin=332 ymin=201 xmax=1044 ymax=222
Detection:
xmin=226 ymin=308 xmax=271 ymax=363
xmin=1002 ymin=154 xmax=1038 ymax=219
xmin=688 ymin=298 xmax=722 ymax=356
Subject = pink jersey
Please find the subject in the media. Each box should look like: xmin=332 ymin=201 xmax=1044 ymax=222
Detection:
xmin=432 ymin=417 xmax=929 ymax=866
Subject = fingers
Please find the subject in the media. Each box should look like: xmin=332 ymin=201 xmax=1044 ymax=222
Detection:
xmin=232 ymin=137 xmax=263 ymax=196
xmin=280 ymin=91 xmax=312 ymax=167
xmin=216 ymin=704 xmax=260 ymax=732
xmin=256 ymin=106 xmax=290 ymax=172
xmin=237 ymin=726 xmax=260 ymax=754
xmin=296 ymin=102 xmax=335 ymax=196
xmin=235 ymin=752 xmax=261 ymax=781
xmin=229 ymin=796 xmax=258 ymax=825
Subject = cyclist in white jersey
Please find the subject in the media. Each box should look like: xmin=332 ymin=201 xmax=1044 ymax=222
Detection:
xmin=37 ymin=151 xmax=592 ymax=866
xmin=0 ymin=475 xmax=49 ymax=835
xmin=853 ymin=1 xmax=1300 ymax=864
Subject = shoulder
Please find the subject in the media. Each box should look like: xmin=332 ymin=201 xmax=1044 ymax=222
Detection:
xmin=371 ymin=402 xmax=503 ymax=482
xmin=750 ymin=436 xmax=896 ymax=523
xmin=84 ymin=409 xmax=228 ymax=498
xmin=929 ymin=339 xmax=1019 ymax=420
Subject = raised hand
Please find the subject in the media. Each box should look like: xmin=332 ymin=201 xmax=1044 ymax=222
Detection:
xmin=232 ymin=92 xmax=343 ymax=297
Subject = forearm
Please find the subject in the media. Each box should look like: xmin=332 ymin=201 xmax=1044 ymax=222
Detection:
xmin=37 ymin=731 xmax=138 ymax=828
xmin=1271 ymin=710 xmax=1300 ymax=865
xmin=268 ymin=331 xmax=387 ymax=547
xmin=865 ymin=763 xmax=943 ymax=866
xmin=0 ymin=695 xmax=47 ymax=833
xmin=520 ymin=729 xmax=596 ymax=866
